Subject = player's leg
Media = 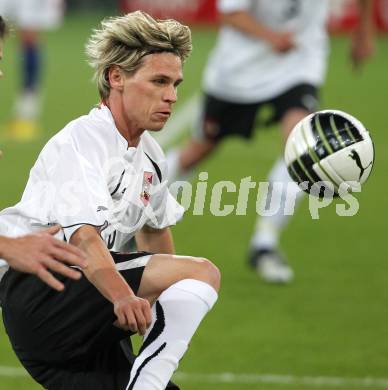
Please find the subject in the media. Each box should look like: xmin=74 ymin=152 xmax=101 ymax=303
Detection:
xmin=125 ymin=253 xmax=220 ymax=390
xmin=9 ymin=0 xmax=42 ymax=140
xmin=167 ymin=137 xmax=218 ymax=182
xmin=9 ymin=0 xmax=64 ymax=140
xmin=18 ymin=29 xmax=40 ymax=115
xmin=0 ymin=251 xmax=217 ymax=390
xmin=9 ymin=28 xmax=41 ymax=140
xmin=0 ymin=252 xmax=154 ymax=390
xmin=249 ymin=84 xmax=319 ymax=283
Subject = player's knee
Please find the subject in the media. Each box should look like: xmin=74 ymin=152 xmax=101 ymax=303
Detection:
xmin=193 ymin=257 xmax=221 ymax=292
xmin=182 ymin=140 xmax=217 ymax=171
xmin=199 ymin=140 xmax=218 ymax=158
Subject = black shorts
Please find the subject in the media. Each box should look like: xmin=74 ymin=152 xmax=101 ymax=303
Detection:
xmin=198 ymin=83 xmax=319 ymax=141
xmin=0 ymin=252 xmax=178 ymax=390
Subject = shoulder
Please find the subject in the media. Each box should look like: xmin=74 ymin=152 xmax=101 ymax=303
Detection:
xmin=141 ymin=131 xmax=166 ymax=161
xmin=41 ymin=107 xmax=113 ymax=167
xmin=67 ymin=107 xmax=110 ymax=150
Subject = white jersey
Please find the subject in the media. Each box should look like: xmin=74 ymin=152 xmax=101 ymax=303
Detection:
xmin=204 ymin=0 xmax=330 ymax=103
xmin=0 ymin=0 xmax=63 ymax=30
xmin=0 ymin=105 xmax=184 ymax=254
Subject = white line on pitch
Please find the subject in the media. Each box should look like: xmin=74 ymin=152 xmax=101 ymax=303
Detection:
xmin=2 ymin=366 xmax=388 ymax=388
xmin=152 ymin=93 xmax=200 ymax=149
xmin=0 ymin=366 xmax=28 ymax=377
xmin=173 ymin=372 xmax=388 ymax=388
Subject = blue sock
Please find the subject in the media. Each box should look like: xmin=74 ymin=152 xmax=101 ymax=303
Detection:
xmin=22 ymin=43 xmax=40 ymax=91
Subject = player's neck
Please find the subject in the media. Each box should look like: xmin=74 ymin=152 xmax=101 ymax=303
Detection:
xmin=104 ymin=99 xmax=143 ymax=147
xmin=117 ymin=124 xmax=142 ymax=148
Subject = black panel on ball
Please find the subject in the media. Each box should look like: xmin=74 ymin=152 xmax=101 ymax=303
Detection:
xmin=309 ymin=112 xmax=364 ymax=160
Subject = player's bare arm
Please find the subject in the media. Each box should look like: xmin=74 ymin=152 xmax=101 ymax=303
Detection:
xmin=0 ymin=225 xmax=87 ymax=291
xmin=351 ymin=0 xmax=375 ymax=68
xmin=70 ymin=225 xmax=151 ymax=335
xmin=135 ymin=226 xmax=175 ymax=254
xmin=220 ymin=10 xmax=295 ymax=52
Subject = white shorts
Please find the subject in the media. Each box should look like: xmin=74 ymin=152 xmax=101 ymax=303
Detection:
xmin=0 ymin=0 xmax=64 ymax=30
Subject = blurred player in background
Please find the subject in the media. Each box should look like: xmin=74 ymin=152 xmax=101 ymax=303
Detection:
xmin=167 ymin=0 xmax=374 ymax=283
xmin=1 ymin=15 xmax=87 ymax=291
xmin=0 ymin=11 xmax=220 ymax=390
xmin=0 ymin=0 xmax=64 ymax=140
xmin=0 ymin=14 xmax=6 ymax=79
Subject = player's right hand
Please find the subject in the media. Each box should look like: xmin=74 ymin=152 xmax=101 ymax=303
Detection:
xmin=2 ymin=225 xmax=87 ymax=291
xmin=267 ymin=31 xmax=295 ymax=53
xmin=113 ymin=295 xmax=152 ymax=335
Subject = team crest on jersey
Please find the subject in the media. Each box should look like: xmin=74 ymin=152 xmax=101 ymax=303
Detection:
xmin=140 ymin=171 xmax=153 ymax=206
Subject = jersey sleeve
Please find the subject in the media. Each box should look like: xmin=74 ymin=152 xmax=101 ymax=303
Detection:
xmin=48 ymin=139 xmax=111 ymax=241
xmin=218 ymin=0 xmax=251 ymax=13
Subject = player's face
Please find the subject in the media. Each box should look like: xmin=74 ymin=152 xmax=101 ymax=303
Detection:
xmin=121 ymin=52 xmax=183 ymax=132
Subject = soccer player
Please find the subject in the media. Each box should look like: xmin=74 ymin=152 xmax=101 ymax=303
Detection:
xmin=1 ymin=15 xmax=87 ymax=291
xmin=0 ymin=11 xmax=220 ymax=390
xmin=166 ymin=0 xmax=374 ymax=283
xmin=0 ymin=0 xmax=64 ymax=140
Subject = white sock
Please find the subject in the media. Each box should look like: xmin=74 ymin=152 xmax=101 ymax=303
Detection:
xmin=251 ymin=158 xmax=304 ymax=250
xmin=126 ymin=279 xmax=218 ymax=390
xmin=14 ymin=90 xmax=41 ymax=120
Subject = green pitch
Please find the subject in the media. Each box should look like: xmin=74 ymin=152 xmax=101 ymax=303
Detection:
xmin=0 ymin=11 xmax=387 ymax=390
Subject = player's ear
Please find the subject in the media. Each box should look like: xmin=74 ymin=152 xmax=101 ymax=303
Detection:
xmin=108 ymin=65 xmax=124 ymax=91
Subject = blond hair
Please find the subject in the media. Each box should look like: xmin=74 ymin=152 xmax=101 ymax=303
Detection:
xmin=86 ymin=11 xmax=192 ymax=100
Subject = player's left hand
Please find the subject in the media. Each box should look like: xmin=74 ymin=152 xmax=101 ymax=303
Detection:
xmin=113 ymin=295 xmax=152 ymax=336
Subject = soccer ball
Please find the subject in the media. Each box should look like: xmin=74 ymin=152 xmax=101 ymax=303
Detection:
xmin=284 ymin=109 xmax=374 ymax=197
